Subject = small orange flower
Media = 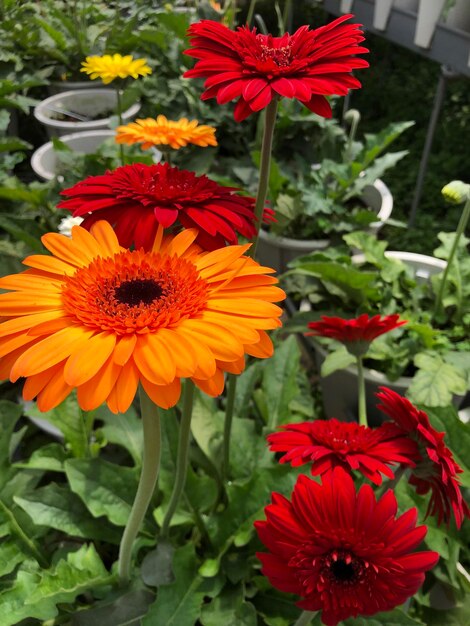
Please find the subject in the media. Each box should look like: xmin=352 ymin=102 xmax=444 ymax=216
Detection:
xmin=115 ymin=116 xmax=217 ymax=150
xmin=0 ymin=222 xmax=284 ymax=414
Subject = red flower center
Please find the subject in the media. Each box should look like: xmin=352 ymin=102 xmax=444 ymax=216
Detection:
xmin=257 ymin=42 xmax=293 ymax=71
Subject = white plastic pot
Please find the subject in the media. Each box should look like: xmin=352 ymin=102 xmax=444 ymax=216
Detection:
xmin=30 ymin=130 xmax=116 ymax=181
xmin=34 ymin=89 xmax=141 ymax=137
xmin=306 ymin=251 xmax=447 ymax=424
xmin=257 ymin=178 xmax=393 ymax=274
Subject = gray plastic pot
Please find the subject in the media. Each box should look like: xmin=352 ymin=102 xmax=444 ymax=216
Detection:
xmin=257 ymin=178 xmax=393 ymax=274
xmin=34 ymin=88 xmax=140 ymax=137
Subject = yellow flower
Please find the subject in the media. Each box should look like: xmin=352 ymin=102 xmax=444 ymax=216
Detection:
xmin=80 ymin=54 xmax=152 ymax=84
xmin=115 ymin=116 xmax=218 ymax=150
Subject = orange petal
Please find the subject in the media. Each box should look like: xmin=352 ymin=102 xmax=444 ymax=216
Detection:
xmin=199 ymin=311 xmax=259 ymax=343
xmin=140 ymin=376 xmax=181 ymax=409
xmin=113 ymin=334 xmax=137 ymax=366
xmin=216 ymin=285 xmax=286 ymax=302
xmin=70 ymin=225 xmax=103 ymax=259
xmin=196 ymin=245 xmax=250 ymax=276
xmin=23 ymin=363 xmax=62 ymax=401
xmin=40 ymin=232 xmax=93 ymax=266
xmin=0 ymin=273 xmax=62 ymax=293
xmin=156 ymin=328 xmax=197 ymax=377
xmin=107 ymin=359 xmax=139 ymax=414
xmin=161 ymin=228 xmax=198 ymax=257
xmin=10 ymin=326 xmax=95 ymax=381
xmin=0 ymin=311 xmax=65 ymax=338
xmin=133 ymin=334 xmax=176 ymax=385
xmin=0 ymin=292 xmax=63 ymax=315
xmin=0 ymin=332 xmax=39 ymax=360
xmin=77 ymin=354 xmax=122 ymax=411
xmin=217 ymin=355 xmax=245 ymax=375
xmin=244 ymin=330 xmax=273 ymax=358
xmin=192 ymin=369 xmax=225 ymax=397
xmin=206 ymin=298 xmax=282 ymax=318
xmin=0 ymin=345 xmax=28 ymax=380
xmin=64 ymin=332 xmax=117 ymax=386
xmin=36 ymin=367 xmax=73 ymax=412
xmin=89 ymin=221 xmax=122 ymax=256
xmin=22 ymin=255 xmax=76 ymax=276
xmin=178 ymin=320 xmax=243 ymax=361
xmin=28 ymin=316 xmax=73 ymax=336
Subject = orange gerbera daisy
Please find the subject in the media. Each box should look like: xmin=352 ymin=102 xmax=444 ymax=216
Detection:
xmin=0 ymin=221 xmax=284 ymax=414
xmin=115 ymin=116 xmax=217 ymax=150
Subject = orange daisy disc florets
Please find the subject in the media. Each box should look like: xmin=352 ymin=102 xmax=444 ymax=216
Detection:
xmin=0 ymin=221 xmax=284 ymax=414
xmin=115 ymin=116 xmax=218 ymax=150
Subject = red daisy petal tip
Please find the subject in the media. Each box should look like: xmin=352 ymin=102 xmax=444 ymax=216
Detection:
xmin=184 ymin=15 xmax=369 ymax=121
xmin=255 ymin=468 xmax=439 ymax=626
xmin=376 ymin=387 xmax=470 ymax=529
xmin=57 ymin=162 xmax=273 ymax=251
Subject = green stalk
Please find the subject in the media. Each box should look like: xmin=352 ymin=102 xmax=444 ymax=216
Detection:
xmin=0 ymin=498 xmax=48 ymax=567
xmin=115 ymin=87 xmax=125 ymax=166
xmin=220 ymin=98 xmax=279 ymax=485
xmin=433 ymin=195 xmax=470 ymax=319
xmin=118 ymin=387 xmax=161 ymax=585
xmin=246 ymin=0 xmax=258 ymax=26
xmin=376 ymin=466 xmax=406 ymax=500
xmin=356 ymin=355 xmax=368 ymax=427
xmin=160 ymin=381 xmax=195 ymax=538
xmin=282 ymin=0 xmax=293 ymax=32
xmin=294 ymin=611 xmax=318 ymax=626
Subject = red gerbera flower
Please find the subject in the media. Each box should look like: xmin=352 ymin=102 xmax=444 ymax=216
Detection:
xmin=183 ymin=15 xmax=369 ymax=122
xmin=377 ymin=387 xmax=470 ymax=529
xmin=306 ymin=314 xmax=406 ymax=356
xmin=267 ymin=418 xmax=418 ymax=485
xmin=58 ymin=162 xmax=273 ymax=251
xmin=255 ymin=468 xmax=439 ymax=626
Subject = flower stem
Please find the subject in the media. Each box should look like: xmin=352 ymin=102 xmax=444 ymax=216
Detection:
xmin=115 ymin=87 xmax=125 ymax=166
xmin=221 ymin=372 xmax=237 ymax=483
xmin=294 ymin=611 xmax=318 ymax=626
xmin=118 ymin=386 xmax=161 ymax=585
xmin=356 ymin=355 xmax=368 ymax=427
xmin=376 ymin=466 xmax=407 ymax=499
xmin=160 ymin=381 xmax=195 ymax=538
xmin=433 ymin=195 xmax=470 ymax=320
xmin=250 ymin=97 xmax=279 ymax=258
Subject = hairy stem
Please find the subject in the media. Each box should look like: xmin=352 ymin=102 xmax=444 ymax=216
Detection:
xmin=293 ymin=610 xmax=318 ymax=626
xmin=356 ymin=355 xmax=368 ymax=427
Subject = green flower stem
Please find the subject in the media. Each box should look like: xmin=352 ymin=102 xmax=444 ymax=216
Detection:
xmin=376 ymin=466 xmax=407 ymax=499
xmin=118 ymin=386 xmax=161 ymax=585
xmin=221 ymin=98 xmax=279 ymax=485
xmin=221 ymin=371 xmax=237 ymax=483
xmin=433 ymin=195 xmax=470 ymax=319
xmin=294 ymin=611 xmax=318 ymax=626
xmin=0 ymin=498 xmax=48 ymax=568
xmin=246 ymin=0 xmax=258 ymax=26
xmin=115 ymin=87 xmax=125 ymax=166
xmin=250 ymin=97 xmax=279 ymax=258
xmin=160 ymin=381 xmax=195 ymax=538
xmin=356 ymin=355 xmax=368 ymax=427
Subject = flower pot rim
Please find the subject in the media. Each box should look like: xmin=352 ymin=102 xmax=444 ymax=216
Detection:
xmin=259 ymin=177 xmax=392 ymax=249
xmin=30 ymin=129 xmax=116 ymax=181
xmin=34 ymin=88 xmax=140 ymax=130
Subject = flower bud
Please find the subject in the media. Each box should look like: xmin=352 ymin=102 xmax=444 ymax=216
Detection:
xmin=441 ymin=180 xmax=470 ymax=204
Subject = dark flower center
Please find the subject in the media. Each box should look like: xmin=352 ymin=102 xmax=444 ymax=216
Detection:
xmin=114 ymin=279 xmax=163 ymax=306
xmin=323 ymin=550 xmax=364 ymax=586
xmin=331 ymin=559 xmax=355 ymax=582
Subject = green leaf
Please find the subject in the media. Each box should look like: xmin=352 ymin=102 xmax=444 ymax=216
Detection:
xmin=190 ymin=394 xmax=223 ymax=471
xmin=0 ymin=137 xmax=32 ymax=153
xmin=201 ymin=586 xmax=257 ymax=626
xmin=27 ymin=544 xmax=111 ymax=607
xmin=142 ymin=544 xmax=205 ymax=626
xmin=23 ymin=394 xmax=90 ymax=457
xmin=0 ymin=567 xmax=57 ymax=625
xmin=0 ymin=539 xmax=27 ymax=577
xmin=233 ymin=361 xmax=264 ymax=419
xmin=14 ymin=483 xmax=122 ymax=543
xmin=262 ymin=335 xmax=300 ymax=428
xmin=320 ymin=345 xmax=356 ymax=377
xmin=71 ymin=588 xmax=155 ymax=626
xmin=96 ymin=404 xmax=143 ymax=466
xmin=141 ymin=540 xmax=175 ymax=587
xmin=344 ymin=231 xmax=388 ymax=264
xmin=344 ymin=608 xmax=425 ymax=625
xmin=408 ymin=352 xmax=467 ymax=407
xmin=0 ymin=400 xmax=23 ymax=466
xmin=14 ymin=443 xmax=68 ymax=472
xmin=65 ymin=458 xmax=138 ymax=526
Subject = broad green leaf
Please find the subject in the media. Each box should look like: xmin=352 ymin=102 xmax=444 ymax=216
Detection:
xmin=408 ymin=353 xmax=467 ymax=407
xmin=141 ymin=540 xmax=175 ymax=587
xmin=253 ymin=587 xmax=307 ymax=626
xmin=14 ymin=483 xmax=122 ymax=543
xmin=344 ymin=609 xmax=425 ymax=625
xmin=0 ymin=137 xmax=32 ymax=153
xmin=344 ymin=231 xmax=388 ymax=264
xmin=233 ymin=361 xmax=264 ymax=419
xmin=262 ymin=335 xmax=300 ymax=428
xmin=0 ymin=539 xmax=27 ymax=577
xmin=0 ymin=401 xmax=22 ymax=466
xmin=321 ymin=345 xmax=356 ymax=377
xmin=142 ymin=544 xmax=205 ymax=626
xmin=0 ymin=568 xmax=57 ymax=625
xmin=26 ymin=544 xmax=112 ymax=607
xmin=201 ymin=586 xmax=257 ymax=626
xmin=190 ymin=394 xmax=223 ymax=470
xmin=71 ymin=588 xmax=155 ymax=626
xmin=14 ymin=443 xmax=68 ymax=472
xmin=23 ymin=394 xmax=90 ymax=457
xmin=65 ymin=458 xmax=138 ymax=526
xmin=96 ymin=404 xmax=143 ymax=466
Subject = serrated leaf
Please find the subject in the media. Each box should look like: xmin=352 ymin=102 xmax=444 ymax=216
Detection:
xmin=408 ymin=353 xmax=467 ymax=407
xmin=262 ymin=335 xmax=300 ymax=428
xmin=26 ymin=544 xmax=111 ymax=606
xmin=71 ymin=588 xmax=155 ymax=626
xmin=320 ymin=345 xmax=356 ymax=377
xmin=65 ymin=458 xmax=138 ymax=526
xmin=200 ymin=586 xmax=256 ymax=626
xmin=96 ymin=404 xmax=143 ymax=466
xmin=0 ymin=539 xmax=27 ymax=577
xmin=14 ymin=442 xmax=68 ymax=472
xmin=0 ymin=568 xmax=57 ymax=625
xmin=343 ymin=608 xmax=425 ymax=625
xmin=14 ymin=483 xmax=122 ymax=543
xmin=142 ymin=544 xmax=205 ymax=626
